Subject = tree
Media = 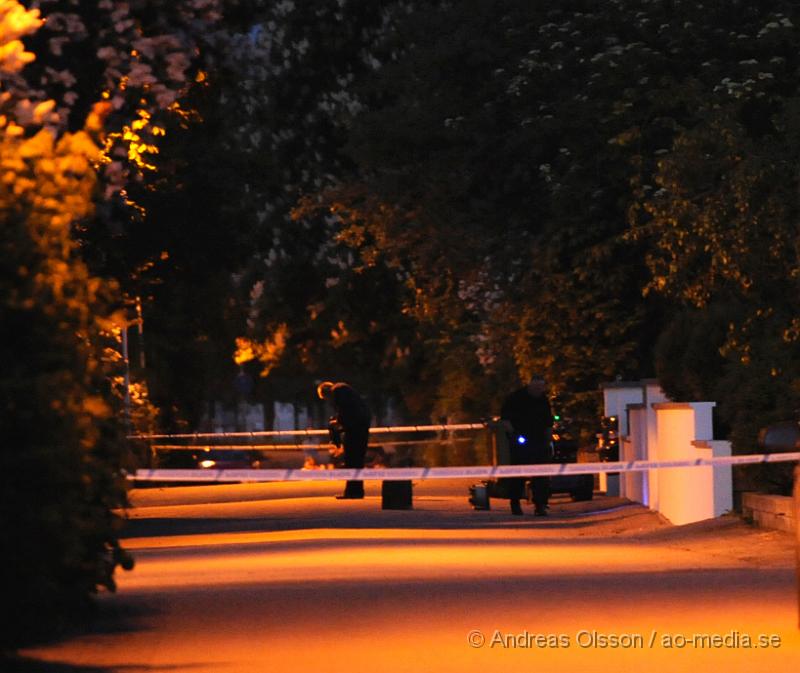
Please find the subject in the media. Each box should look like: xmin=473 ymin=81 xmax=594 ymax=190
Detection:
xmin=292 ymin=0 xmax=670 ymax=426
xmin=0 ymin=0 xmax=133 ymax=648
xmin=19 ymin=0 xmax=228 ymax=430
xmin=629 ymin=8 xmax=800 ymax=459
xmin=300 ymin=0 xmax=800 ymax=448
xmin=212 ymin=1 xmax=422 ymax=418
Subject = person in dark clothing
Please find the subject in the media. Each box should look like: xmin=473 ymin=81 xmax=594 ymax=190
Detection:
xmin=500 ymin=375 xmax=554 ymax=516
xmin=317 ymin=381 xmax=372 ymax=499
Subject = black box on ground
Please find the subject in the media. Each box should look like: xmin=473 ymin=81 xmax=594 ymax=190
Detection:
xmin=382 ymin=480 xmax=413 ymax=509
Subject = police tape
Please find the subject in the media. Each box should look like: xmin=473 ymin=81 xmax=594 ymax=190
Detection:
xmin=129 ymin=451 xmax=800 ymax=483
xmin=128 ymin=423 xmax=486 ymax=441
xmin=149 ymin=438 xmax=474 ymax=451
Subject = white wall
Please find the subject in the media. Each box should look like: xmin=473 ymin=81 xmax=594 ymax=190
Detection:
xmin=272 ymin=402 xmax=292 ymax=431
xmin=210 ymin=401 xmax=265 ymax=432
xmin=695 ymin=439 xmax=733 ymax=517
xmin=622 ymin=405 xmax=647 ymax=504
xmin=602 ymin=383 xmax=645 ymax=435
xmin=643 ymin=381 xmax=669 ymax=511
xmin=649 ymin=401 xmax=732 ymax=525
xmin=653 ymin=404 xmax=714 ymax=524
xmin=602 ymin=380 xmax=732 ymax=525
xmin=602 ymin=383 xmax=647 ymax=497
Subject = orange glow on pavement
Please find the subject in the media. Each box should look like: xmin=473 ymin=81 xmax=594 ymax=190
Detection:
xmin=20 ymin=483 xmax=800 ymax=672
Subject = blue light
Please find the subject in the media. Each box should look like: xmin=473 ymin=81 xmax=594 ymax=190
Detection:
xmin=517 ymin=435 xmax=527 ymax=445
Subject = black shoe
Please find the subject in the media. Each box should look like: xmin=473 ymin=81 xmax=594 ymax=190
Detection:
xmin=510 ymin=499 xmax=523 ymax=516
xmin=534 ymin=507 xmax=548 ymax=517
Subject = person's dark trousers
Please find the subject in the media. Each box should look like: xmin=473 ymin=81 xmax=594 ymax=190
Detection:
xmin=504 ymin=477 xmax=527 ymax=500
xmin=506 ymin=435 xmax=534 ymax=513
xmin=530 ymin=476 xmax=550 ymax=510
xmin=342 ymin=425 xmax=369 ymax=498
xmin=529 ymin=447 xmax=551 ymax=511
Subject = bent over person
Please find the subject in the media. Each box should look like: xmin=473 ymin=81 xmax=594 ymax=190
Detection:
xmin=500 ymin=375 xmax=554 ymax=516
xmin=317 ymin=381 xmax=372 ymax=499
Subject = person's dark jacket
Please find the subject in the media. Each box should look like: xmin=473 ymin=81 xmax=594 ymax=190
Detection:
xmin=500 ymin=386 xmax=553 ymax=457
xmin=330 ymin=383 xmax=371 ymax=431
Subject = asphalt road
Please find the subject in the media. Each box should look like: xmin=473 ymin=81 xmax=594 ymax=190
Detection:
xmin=14 ymin=479 xmax=800 ymax=672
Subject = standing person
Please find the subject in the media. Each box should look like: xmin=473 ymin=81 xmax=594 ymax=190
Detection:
xmin=500 ymin=375 xmax=554 ymax=516
xmin=317 ymin=381 xmax=372 ymax=499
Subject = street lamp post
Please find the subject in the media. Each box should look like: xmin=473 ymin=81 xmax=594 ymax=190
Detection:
xmin=121 ymin=323 xmax=131 ymax=429
xmin=795 ymin=465 xmax=799 ymax=628
xmin=120 ymin=296 xmax=145 ymax=431
xmin=134 ymin=295 xmax=145 ymax=369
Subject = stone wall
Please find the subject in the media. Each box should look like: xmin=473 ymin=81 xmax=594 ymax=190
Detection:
xmin=741 ymin=492 xmax=796 ymax=533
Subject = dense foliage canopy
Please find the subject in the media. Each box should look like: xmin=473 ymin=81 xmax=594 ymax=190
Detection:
xmin=227 ymin=0 xmax=800 ymax=445
xmin=6 ymin=1 xmax=800 ymax=647
xmin=2 ymin=0 xmax=216 ymax=647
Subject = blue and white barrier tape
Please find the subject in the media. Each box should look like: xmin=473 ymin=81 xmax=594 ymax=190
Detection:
xmin=129 ymin=423 xmax=487 ymax=441
xmin=130 ymin=451 xmax=800 ymax=483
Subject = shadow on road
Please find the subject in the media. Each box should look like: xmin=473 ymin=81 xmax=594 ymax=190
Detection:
xmin=120 ymin=502 xmax=656 ymax=540
xmin=0 ymin=656 xmax=112 ymax=672
xmin=8 ymin=601 xmax=164 ymax=672
xmin=2 ymin=657 xmax=214 ymax=672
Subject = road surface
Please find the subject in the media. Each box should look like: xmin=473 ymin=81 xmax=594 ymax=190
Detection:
xmin=14 ymin=479 xmax=800 ymax=672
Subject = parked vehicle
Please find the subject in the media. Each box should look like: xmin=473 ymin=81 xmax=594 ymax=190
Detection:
xmin=156 ymin=448 xmax=260 ymax=469
xmin=468 ymin=415 xmax=594 ymax=509
xmin=548 ymin=415 xmax=594 ymax=502
xmin=757 ymin=420 xmax=800 ymax=452
xmin=595 ymin=415 xmax=619 ymax=462
xmin=196 ymin=449 xmax=257 ymax=470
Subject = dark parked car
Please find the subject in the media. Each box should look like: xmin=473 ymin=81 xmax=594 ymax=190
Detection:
xmin=196 ymin=449 xmax=257 ymax=470
xmin=757 ymin=421 xmax=800 ymax=452
xmin=157 ymin=448 xmax=259 ymax=469
xmin=595 ymin=415 xmax=619 ymax=462
xmin=752 ymin=421 xmax=799 ymax=495
xmin=547 ymin=416 xmax=594 ymax=502
xmin=469 ymin=416 xmax=594 ymax=509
